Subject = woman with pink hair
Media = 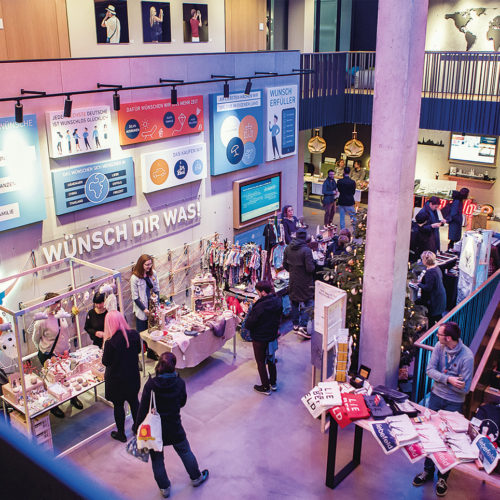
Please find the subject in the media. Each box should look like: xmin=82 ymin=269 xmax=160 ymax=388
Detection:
xmin=102 ymin=310 xmax=141 ymax=442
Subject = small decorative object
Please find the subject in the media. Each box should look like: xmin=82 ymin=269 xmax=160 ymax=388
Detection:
xmin=344 ymin=125 xmax=364 ymax=158
xmin=350 ymin=364 xmax=371 ymax=389
xmin=307 ymin=128 xmax=327 ymax=154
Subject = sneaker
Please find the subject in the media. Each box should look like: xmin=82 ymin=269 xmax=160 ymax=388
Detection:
xmin=253 ymin=384 xmax=271 ymax=395
xmin=50 ymin=406 xmax=65 ymax=419
xmin=270 ymin=384 xmax=278 ymax=391
xmin=70 ymin=397 xmax=83 ymax=410
xmin=159 ymin=487 xmax=171 ymax=498
xmin=436 ymin=478 xmax=448 ymax=497
xmin=412 ymin=471 xmax=433 ymax=487
xmin=297 ymin=327 xmax=311 ymax=339
xmin=110 ymin=431 xmax=127 ymax=443
xmin=192 ymin=469 xmax=209 ymax=487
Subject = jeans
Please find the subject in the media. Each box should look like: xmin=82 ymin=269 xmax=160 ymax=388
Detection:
xmin=150 ymin=438 xmax=201 ymax=489
xmin=252 ymin=341 xmax=277 ymax=387
xmin=323 ymin=202 xmax=336 ymax=226
xmin=338 ymin=205 xmax=356 ymax=229
xmin=423 ymin=393 xmax=463 ymax=480
xmin=291 ymin=298 xmax=314 ymax=328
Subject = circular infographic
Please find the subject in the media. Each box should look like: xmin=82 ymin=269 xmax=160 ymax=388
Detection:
xmin=150 ymin=159 xmax=169 ymax=185
xmin=242 ymin=141 xmax=257 ymax=166
xmin=163 ymin=112 xmax=175 ymax=129
xmin=85 ymin=172 xmax=109 ymax=204
xmin=239 ymin=115 xmax=258 ymax=144
xmin=226 ymin=137 xmax=244 ymax=165
xmin=124 ymin=119 xmax=140 ymax=139
xmin=174 ymin=159 xmax=188 ymax=179
xmin=192 ymin=159 xmax=204 ymax=175
xmin=220 ymin=115 xmax=240 ymax=147
xmin=188 ymin=114 xmax=198 ymax=128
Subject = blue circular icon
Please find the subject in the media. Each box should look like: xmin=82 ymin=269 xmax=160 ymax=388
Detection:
xmin=163 ymin=112 xmax=175 ymax=129
xmin=85 ymin=172 xmax=109 ymax=204
xmin=226 ymin=137 xmax=244 ymax=165
xmin=242 ymin=141 xmax=257 ymax=166
xmin=124 ymin=119 xmax=140 ymax=139
xmin=188 ymin=114 xmax=198 ymax=128
xmin=192 ymin=159 xmax=203 ymax=175
xmin=174 ymin=159 xmax=188 ymax=179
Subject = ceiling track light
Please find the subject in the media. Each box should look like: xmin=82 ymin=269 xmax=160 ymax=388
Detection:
xmin=244 ymin=79 xmax=252 ymax=95
xmin=113 ymin=91 xmax=120 ymax=111
xmin=223 ymin=81 xmax=230 ymax=99
xmin=15 ymin=100 xmax=23 ymax=123
xmin=171 ymin=87 xmax=178 ymax=105
xmin=64 ymin=95 xmax=73 ymax=118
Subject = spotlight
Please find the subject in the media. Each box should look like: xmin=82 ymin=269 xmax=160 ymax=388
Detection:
xmin=15 ymin=100 xmax=23 ymax=123
xmin=171 ymin=86 xmax=177 ymax=105
xmin=244 ymin=79 xmax=252 ymax=95
xmin=113 ymin=91 xmax=120 ymax=111
xmin=64 ymin=95 xmax=72 ymax=117
xmin=223 ymin=81 xmax=230 ymax=99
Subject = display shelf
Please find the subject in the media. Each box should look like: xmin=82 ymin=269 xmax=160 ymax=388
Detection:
xmin=444 ymin=175 xmax=495 ymax=184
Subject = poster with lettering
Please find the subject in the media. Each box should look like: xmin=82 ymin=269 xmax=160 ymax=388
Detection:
xmin=0 ymin=115 xmax=46 ymax=232
xmin=117 ymin=96 xmax=204 ymax=145
xmin=45 ymin=106 xmax=112 ymax=158
xmin=209 ymin=91 xmax=263 ymax=176
xmin=51 ymin=157 xmax=135 ymax=215
xmin=370 ymin=422 xmax=399 ymax=454
xmin=266 ymin=85 xmax=298 ymax=161
xmin=141 ymin=142 xmax=207 ymax=193
xmin=430 ymin=450 xmax=461 ymax=475
xmin=402 ymin=442 xmax=426 ymax=463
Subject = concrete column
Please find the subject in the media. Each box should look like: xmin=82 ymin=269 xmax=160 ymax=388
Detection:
xmin=359 ymin=0 xmax=429 ymax=387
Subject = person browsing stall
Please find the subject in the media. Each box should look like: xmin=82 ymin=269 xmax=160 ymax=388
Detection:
xmin=32 ymin=292 xmax=83 ymax=418
xmin=416 ymin=196 xmax=445 ymax=253
xmin=412 ymin=322 xmax=473 ymax=497
xmin=417 ymin=251 xmax=447 ymax=327
xmin=84 ymin=292 xmax=107 ymax=349
xmin=337 ymin=166 xmax=357 ymax=230
xmin=322 ymin=169 xmax=338 ymax=228
xmin=281 ymin=205 xmax=299 ymax=244
xmin=446 ymin=188 xmax=469 ymax=251
xmin=136 ymin=352 xmax=209 ymax=498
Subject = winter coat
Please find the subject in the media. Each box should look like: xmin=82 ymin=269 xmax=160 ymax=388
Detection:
xmin=102 ymin=329 xmax=141 ymax=402
xmin=409 ymin=221 xmax=432 ymax=263
xmin=281 ymin=217 xmax=298 ymax=244
xmin=416 ymin=202 xmax=441 ymax=253
xmin=136 ymin=373 xmax=188 ymax=445
xmin=244 ymin=293 xmax=282 ymax=342
xmin=283 ymin=238 xmax=315 ymax=302
xmin=321 ymin=177 xmax=337 ymax=205
xmin=418 ymin=266 xmax=446 ymax=317
xmin=337 ymin=176 xmax=356 ymax=207
xmin=446 ymin=193 xmax=463 ymax=242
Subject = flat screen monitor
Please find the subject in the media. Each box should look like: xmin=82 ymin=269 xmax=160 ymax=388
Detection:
xmin=449 ymin=133 xmax=498 ymax=165
xmin=233 ymin=173 xmax=281 ymax=229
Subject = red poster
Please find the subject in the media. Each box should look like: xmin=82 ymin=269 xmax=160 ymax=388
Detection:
xmin=117 ymin=95 xmax=204 ymax=145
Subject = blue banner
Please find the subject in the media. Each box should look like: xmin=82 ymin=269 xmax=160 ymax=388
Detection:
xmin=0 ymin=115 xmax=46 ymax=232
xmin=209 ymin=91 xmax=264 ymax=176
xmin=51 ymin=157 xmax=135 ymax=215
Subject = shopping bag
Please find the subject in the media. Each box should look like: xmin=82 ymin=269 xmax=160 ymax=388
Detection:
xmin=137 ymin=391 xmax=163 ymax=452
xmin=126 ymin=436 xmax=150 ymax=463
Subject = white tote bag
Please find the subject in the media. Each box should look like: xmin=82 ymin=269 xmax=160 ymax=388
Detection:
xmin=137 ymin=390 xmax=163 ymax=452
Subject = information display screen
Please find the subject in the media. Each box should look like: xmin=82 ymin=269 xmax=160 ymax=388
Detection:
xmin=449 ymin=133 xmax=497 ymax=165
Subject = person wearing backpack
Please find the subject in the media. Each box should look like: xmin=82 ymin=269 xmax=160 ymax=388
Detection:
xmin=136 ymin=352 xmax=209 ymax=498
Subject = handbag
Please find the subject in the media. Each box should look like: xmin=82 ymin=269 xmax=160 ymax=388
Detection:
xmin=137 ymin=390 xmax=163 ymax=452
xmin=126 ymin=436 xmax=150 ymax=462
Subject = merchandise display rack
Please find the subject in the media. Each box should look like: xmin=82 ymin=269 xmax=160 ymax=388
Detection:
xmin=0 ymin=257 xmax=123 ymax=456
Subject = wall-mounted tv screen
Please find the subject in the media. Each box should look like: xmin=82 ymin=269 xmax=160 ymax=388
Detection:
xmin=449 ymin=133 xmax=498 ymax=165
xmin=233 ymin=173 xmax=281 ymax=229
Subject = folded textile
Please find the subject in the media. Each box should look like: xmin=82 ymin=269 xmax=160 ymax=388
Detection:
xmin=385 ymin=414 xmax=419 ymax=446
xmin=318 ymin=381 xmax=342 ymax=408
xmin=445 ymin=431 xmax=478 ymax=461
xmin=341 ymin=394 xmax=370 ymax=420
xmin=364 ymin=395 xmax=393 ymax=420
xmin=438 ymin=410 xmax=470 ymax=433
xmin=329 ymin=405 xmax=352 ymax=429
xmin=370 ymin=421 xmax=399 ymax=454
xmin=415 ymin=423 xmax=447 ymax=453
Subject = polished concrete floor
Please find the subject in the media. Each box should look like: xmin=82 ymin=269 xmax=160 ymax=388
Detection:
xmin=66 ymin=330 xmax=495 ymax=500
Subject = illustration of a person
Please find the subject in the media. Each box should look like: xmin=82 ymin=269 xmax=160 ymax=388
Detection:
xmin=101 ymin=5 xmax=121 ymax=44
xmin=150 ymin=6 xmax=163 ymax=43
xmin=190 ymin=9 xmax=202 ymax=42
xmin=73 ymin=129 xmax=81 ymax=151
xmin=56 ymin=131 xmax=63 ymax=154
xmin=83 ymin=127 xmax=91 ymax=150
xmin=66 ymin=130 xmax=72 ymax=153
xmin=269 ymin=115 xmax=281 ymax=159
xmin=93 ymin=126 xmax=101 ymax=148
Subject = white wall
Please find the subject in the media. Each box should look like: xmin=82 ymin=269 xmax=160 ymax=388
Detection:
xmin=66 ymin=0 xmax=226 ymax=57
xmin=288 ymin=0 xmax=315 ymax=52
xmin=426 ymin=0 xmax=500 ymax=51
xmin=416 ymin=128 xmax=499 ymax=216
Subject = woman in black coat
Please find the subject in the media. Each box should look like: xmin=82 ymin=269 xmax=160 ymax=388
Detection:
xmin=446 ymin=188 xmax=469 ymax=250
xmin=244 ymin=281 xmax=282 ymax=395
xmin=101 ymin=310 xmax=141 ymax=443
xmin=136 ymin=352 xmax=209 ymax=497
xmin=84 ymin=292 xmax=107 ymax=348
xmin=418 ymin=251 xmax=446 ymax=327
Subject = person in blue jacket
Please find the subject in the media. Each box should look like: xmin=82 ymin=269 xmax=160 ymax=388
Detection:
xmin=322 ymin=169 xmax=338 ymax=228
xmin=446 ymin=188 xmax=469 ymax=250
xmin=416 ymin=196 xmax=445 ymax=253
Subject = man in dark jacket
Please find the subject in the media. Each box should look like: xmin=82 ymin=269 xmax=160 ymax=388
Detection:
xmin=337 ymin=166 xmax=357 ymax=230
xmin=322 ymin=169 xmax=338 ymax=227
xmin=136 ymin=352 xmax=209 ymax=497
xmin=446 ymin=188 xmax=468 ymax=250
xmin=409 ymin=212 xmax=432 ymax=263
xmin=245 ymin=281 xmax=282 ymax=395
xmin=416 ymin=196 xmax=445 ymax=253
xmin=283 ymin=228 xmax=315 ymax=339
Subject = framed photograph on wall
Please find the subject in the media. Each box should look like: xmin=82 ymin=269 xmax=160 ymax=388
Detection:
xmin=141 ymin=2 xmax=171 ymax=43
xmin=182 ymin=3 xmax=208 ymax=43
xmin=94 ymin=1 xmax=129 ymax=44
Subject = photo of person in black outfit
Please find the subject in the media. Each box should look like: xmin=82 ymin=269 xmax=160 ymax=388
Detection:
xmin=244 ymin=281 xmax=282 ymax=395
xmin=84 ymin=292 xmax=107 ymax=349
